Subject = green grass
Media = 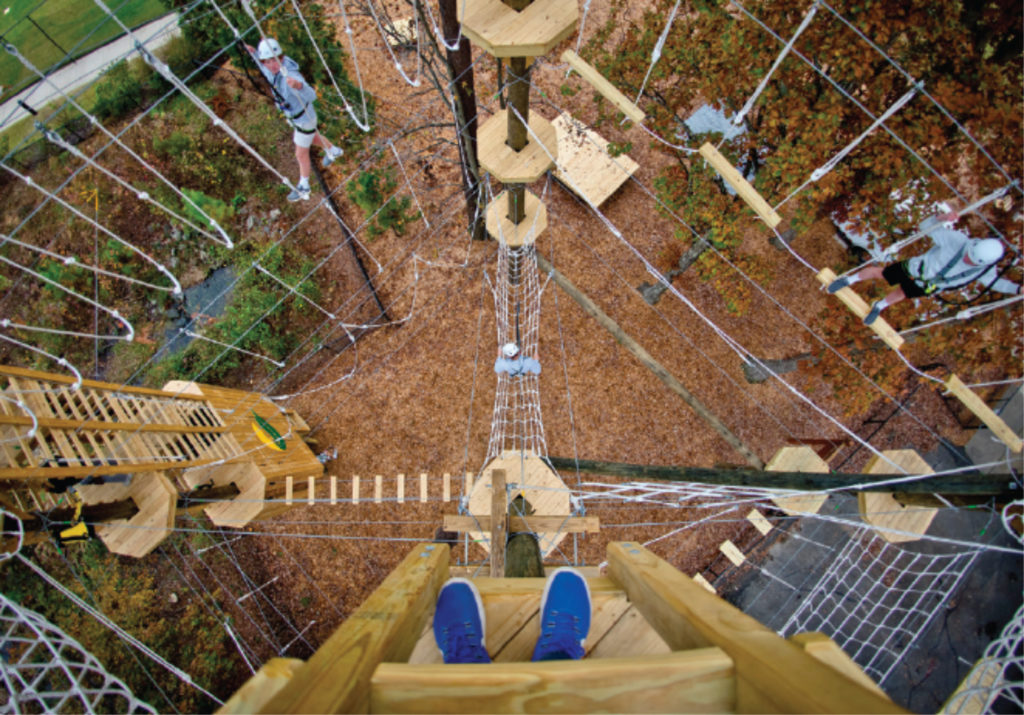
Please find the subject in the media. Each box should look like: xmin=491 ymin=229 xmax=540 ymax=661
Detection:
xmin=0 ymin=0 xmax=169 ymax=99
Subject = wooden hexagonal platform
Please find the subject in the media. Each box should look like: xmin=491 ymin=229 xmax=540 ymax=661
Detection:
xmin=858 ymin=449 xmax=938 ymax=543
xmin=467 ymin=451 xmax=570 ymax=556
xmin=459 ymin=0 xmax=577 ymax=58
xmin=76 ymin=472 xmax=177 ymax=558
xmin=182 ymin=461 xmax=267 ymax=529
xmin=478 ymin=110 xmax=557 ymax=184
xmin=486 ymin=190 xmax=547 ymax=245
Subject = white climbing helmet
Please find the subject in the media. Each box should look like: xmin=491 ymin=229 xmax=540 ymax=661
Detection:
xmin=967 ymin=238 xmax=1004 ymax=265
xmin=501 ymin=342 xmax=519 ymax=358
xmin=256 ymin=37 xmax=283 ymax=60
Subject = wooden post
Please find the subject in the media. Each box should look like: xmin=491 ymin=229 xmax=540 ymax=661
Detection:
xmin=330 ymin=476 xmax=337 ymax=505
xmin=397 ymin=473 xmax=405 ymax=504
xmin=420 ymin=473 xmax=428 ymax=503
xmin=537 ymin=255 xmax=765 ymax=469
xmin=502 ymin=0 xmax=533 ymax=225
xmin=490 ymin=469 xmax=507 ymax=577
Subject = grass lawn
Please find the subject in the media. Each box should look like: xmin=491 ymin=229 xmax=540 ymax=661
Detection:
xmin=0 ymin=0 xmax=168 ymax=98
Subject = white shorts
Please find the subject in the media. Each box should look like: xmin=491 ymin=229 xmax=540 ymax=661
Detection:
xmin=292 ymin=125 xmax=317 ymax=148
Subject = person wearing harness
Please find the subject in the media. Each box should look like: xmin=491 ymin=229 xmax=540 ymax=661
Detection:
xmin=494 ymin=342 xmax=541 ymax=377
xmin=828 ymin=211 xmax=1021 ymax=325
xmin=245 ymin=38 xmax=344 ymax=202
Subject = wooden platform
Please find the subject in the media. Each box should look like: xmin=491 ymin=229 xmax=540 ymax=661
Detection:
xmin=553 ymin=112 xmax=638 ymax=207
xmin=75 ymin=471 xmax=177 ymax=557
xmin=765 ymin=446 xmax=828 ymax=515
xmin=485 ymin=190 xmax=547 ymax=246
xmin=466 ymin=451 xmax=571 ymax=557
xmin=407 ymin=577 xmax=670 ymax=663
xmin=458 ymin=0 xmax=578 ymax=58
xmin=858 ymin=449 xmax=938 ymax=543
xmin=478 ymin=109 xmax=557 ymax=184
xmin=182 ymin=461 xmax=267 ymax=528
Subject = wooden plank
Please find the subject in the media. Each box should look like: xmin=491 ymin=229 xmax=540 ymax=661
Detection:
xmin=464 ymin=472 xmax=473 ymax=496
xmin=478 ymin=111 xmax=557 ymax=185
xmin=285 ymin=476 xmax=293 ymax=505
xmin=259 ymin=543 xmax=449 ymax=714
xmin=606 ymin=542 xmax=904 ymax=714
xmin=858 ymin=450 xmax=937 ymax=543
xmin=945 ymin=374 xmax=1022 ymax=453
xmin=217 ymin=658 xmax=304 ymax=714
xmin=419 ymin=473 xmax=427 ymax=503
xmin=552 ymin=112 xmax=640 ymax=208
xmin=330 ymin=476 xmax=337 ymax=505
xmin=789 ymin=632 xmax=886 ymax=698
xmin=699 ymin=143 xmax=782 ymax=229
xmin=442 ymin=472 xmax=450 ymax=502
xmin=457 ymin=0 xmax=578 ymax=58
xmin=561 ymin=50 xmax=644 ymax=124
xmin=375 ymin=475 xmax=383 ymax=504
xmin=693 ymin=573 xmax=716 ymax=594
xmin=815 ymin=268 xmax=905 ymax=350
xmin=397 ymin=473 xmax=405 ymax=504
xmin=371 ymin=650 xmax=736 ymax=714
xmin=444 ymin=514 xmax=600 ymax=533
xmin=0 ymin=364 xmax=206 ymax=402
xmin=353 ymin=475 xmax=360 ymax=504
xmin=308 ymin=477 xmax=315 ymax=506
xmin=589 ymin=603 xmax=672 ymax=659
xmin=766 ymin=446 xmax=829 ymax=516
xmin=747 ymin=509 xmax=772 ymax=536
xmin=490 ymin=469 xmax=506 ymax=578
xmin=719 ymin=540 xmax=745 ymax=567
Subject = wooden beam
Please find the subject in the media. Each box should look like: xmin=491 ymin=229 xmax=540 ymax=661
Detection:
xmin=537 ymin=254 xmax=764 ymax=469
xmin=0 ymin=414 xmax=228 ymax=434
xmin=259 ymin=543 xmax=449 ymax=714
xmin=543 ymin=456 xmax=1020 ymax=499
xmin=815 ymin=268 xmax=905 ymax=350
xmin=397 ymin=473 xmax=405 ymax=504
xmin=945 ymin=374 xmax=1022 ymax=453
xmin=698 ymin=143 xmax=782 ymax=229
xmin=606 ymin=542 xmax=904 ymax=714
xmin=420 ymin=473 xmax=427 ymax=503
xmin=561 ymin=50 xmax=645 ymax=124
xmin=442 ymin=472 xmax=450 ymax=502
xmin=490 ymin=469 xmax=506 ymax=578
xmin=789 ymin=632 xmax=886 ymax=698
xmin=218 ymin=658 xmax=304 ymax=714
xmin=353 ymin=475 xmax=360 ymax=504
xmin=375 ymin=474 xmax=382 ymax=504
xmin=370 ymin=649 xmax=736 ymax=713
xmin=0 ymin=364 xmax=209 ymax=402
xmin=444 ymin=514 xmax=600 ymax=533
xmin=330 ymin=476 xmax=337 ymax=505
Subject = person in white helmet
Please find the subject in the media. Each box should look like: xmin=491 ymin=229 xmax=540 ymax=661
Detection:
xmin=494 ymin=342 xmax=540 ymax=377
xmin=245 ymin=37 xmax=344 ymax=202
xmin=828 ymin=210 xmax=1021 ymax=325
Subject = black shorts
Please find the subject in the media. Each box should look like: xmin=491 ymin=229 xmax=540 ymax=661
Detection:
xmin=882 ymin=261 xmax=928 ymax=298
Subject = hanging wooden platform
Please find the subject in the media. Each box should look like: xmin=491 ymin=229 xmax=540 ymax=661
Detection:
xmin=944 ymin=375 xmax=1022 ymax=453
xmin=74 ymin=472 xmax=177 ymax=557
xmin=182 ymin=461 xmax=267 ymax=528
xmin=552 ymin=112 xmax=639 ymax=207
xmin=240 ymin=541 xmax=904 ymax=714
xmin=765 ymin=445 xmax=829 ymax=515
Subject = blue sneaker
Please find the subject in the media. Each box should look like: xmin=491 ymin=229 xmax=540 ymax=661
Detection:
xmin=532 ymin=568 xmax=591 ymax=661
xmin=433 ymin=578 xmax=491 ymax=663
xmin=827 ymin=276 xmax=850 ymax=293
xmin=864 ymin=301 xmax=884 ymax=326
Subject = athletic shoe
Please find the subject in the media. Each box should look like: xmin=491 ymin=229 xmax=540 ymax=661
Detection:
xmin=287 ymin=186 xmax=311 ymax=202
xmin=827 ymin=276 xmax=850 ymax=293
xmin=532 ymin=568 xmax=591 ymax=661
xmin=322 ymin=147 xmax=344 ymax=168
xmin=433 ymin=578 xmax=491 ymax=664
xmin=864 ymin=302 xmax=884 ymax=325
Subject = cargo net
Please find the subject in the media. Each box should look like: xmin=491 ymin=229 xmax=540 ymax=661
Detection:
xmin=776 ymin=528 xmax=980 ymax=688
xmin=486 ymin=240 xmax=546 ymax=462
xmin=942 ymin=601 xmax=1023 ymax=713
xmin=0 ymin=590 xmax=154 ymax=714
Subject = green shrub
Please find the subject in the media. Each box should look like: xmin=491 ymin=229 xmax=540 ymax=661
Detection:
xmin=346 ymin=168 xmax=420 ymax=239
xmin=153 ymin=130 xmax=193 ymax=158
xmin=181 ymin=188 xmax=235 ymax=226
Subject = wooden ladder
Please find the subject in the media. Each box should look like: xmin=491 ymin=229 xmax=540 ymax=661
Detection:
xmin=223 ymin=542 xmax=906 ymax=714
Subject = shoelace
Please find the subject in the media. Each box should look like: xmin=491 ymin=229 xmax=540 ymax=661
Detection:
xmin=441 ymin=625 xmax=489 ymax=663
xmin=536 ymin=611 xmax=584 ymax=659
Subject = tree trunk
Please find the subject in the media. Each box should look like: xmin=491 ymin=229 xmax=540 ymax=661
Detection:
xmin=439 ymin=0 xmax=485 ymax=240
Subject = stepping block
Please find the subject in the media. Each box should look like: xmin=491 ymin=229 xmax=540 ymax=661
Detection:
xmin=561 ymin=50 xmax=644 ymax=124
xmin=182 ymin=461 xmax=266 ymax=528
xmin=858 ymin=449 xmax=938 ymax=543
xmin=699 ymin=143 xmax=782 ymax=229
xmin=816 ymin=268 xmax=905 ymax=350
xmin=459 ymin=0 xmax=578 ymax=58
xmin=765 ymin=446 xmax=828 ymax=516
xmin=553 ymin=112 xmax=639 ymax=208
xmin=485 ymin=190 xmax=547 ymax=246
xmin=945 ymin=374 xmax=1022 ymax=453
xmin=75 ymin=472 xmax=177 ymax=558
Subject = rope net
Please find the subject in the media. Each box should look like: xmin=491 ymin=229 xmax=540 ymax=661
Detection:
xmin=486 ymin=239 xmax=546 ymax=462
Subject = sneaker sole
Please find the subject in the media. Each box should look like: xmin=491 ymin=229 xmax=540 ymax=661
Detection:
xmin=539 ymin=567 xmax=590 ymax=649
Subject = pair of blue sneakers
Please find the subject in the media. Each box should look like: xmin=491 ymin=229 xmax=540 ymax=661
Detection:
xmin=433 ymin=568 xmax=591 ymax=663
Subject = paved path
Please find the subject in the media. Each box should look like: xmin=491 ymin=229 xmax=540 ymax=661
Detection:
xmin=0 ymin=12 xmax=180 ymax=130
